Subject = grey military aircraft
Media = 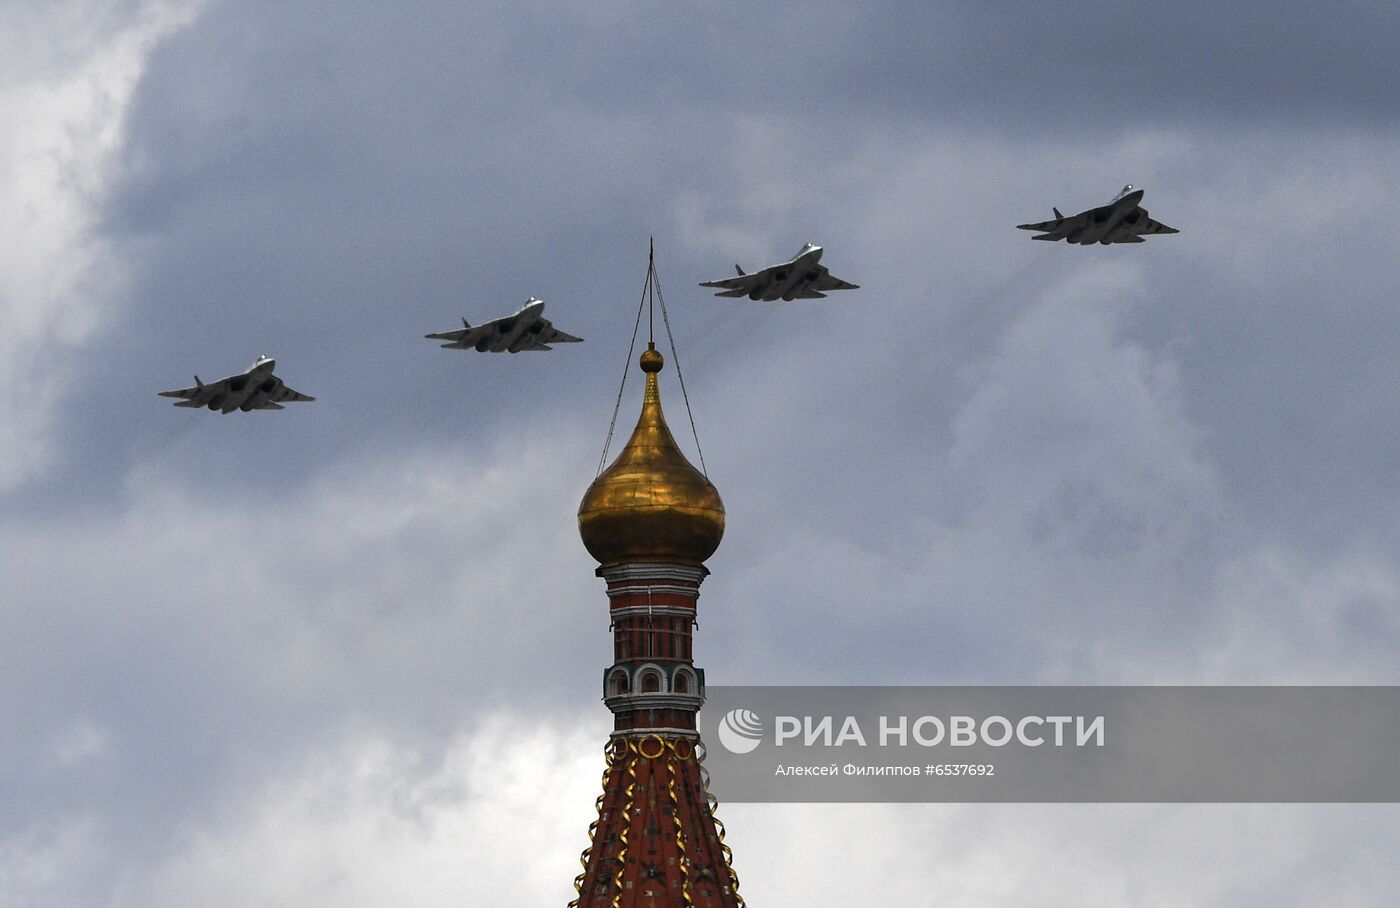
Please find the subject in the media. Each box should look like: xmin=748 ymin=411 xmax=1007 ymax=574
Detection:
xmin=159 ymin=355 xmax=315 ymax=413
xmin=1017 ymin=185 xmax=1178 ymax=245
xmin=700 ymin=243 xmax=859 ymax=300
xmin=425 ymin=297 xmax=582 ymax=353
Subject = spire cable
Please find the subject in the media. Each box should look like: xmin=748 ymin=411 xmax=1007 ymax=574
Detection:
xmin=596 ymin=256 xmax=650 ymax=475
xmin=650 ymin=255 xmax=708 ymax=477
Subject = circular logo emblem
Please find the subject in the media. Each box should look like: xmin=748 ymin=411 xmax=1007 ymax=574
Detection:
xmin=717 ymin=708 xmax=764 ymax=754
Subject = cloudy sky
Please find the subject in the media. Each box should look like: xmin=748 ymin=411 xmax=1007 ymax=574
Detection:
xmin=4 ymin=1 xmax=1399 ymax=904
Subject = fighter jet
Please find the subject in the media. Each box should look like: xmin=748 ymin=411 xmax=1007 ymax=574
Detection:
xmin=158 ymin=355 xmax=315 ymax=413
xmin=425 ymin=297 xmax=582 ymax=353
xmin=699 ymin=243 xmax=859 ymax=301
xmin=1017 ymin=185 xmax=1178 ymax=245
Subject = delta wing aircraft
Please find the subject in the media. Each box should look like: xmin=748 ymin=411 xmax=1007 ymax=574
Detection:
xmin=700 ymin=243 xmax=859 ymax=300
xmin=425 ymin=297 xmax=582 ymax=353
xmin=1017 ymin=185 xmax=1178 ymax=245
xmin=159 ymin=355 xmax=315 ymax=413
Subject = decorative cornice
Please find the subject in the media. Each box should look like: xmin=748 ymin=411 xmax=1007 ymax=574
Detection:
xmin=605 ymin=726 xmax=703 ymax=740
xmin=596 ymin=562 xmax=709 ymax=584
xmin=605 ymin=583 xmax=702 ymax=600
xmin=607 ymin=605 xmax=697 ymax=621
xmin=604 ymin=692 xmax=705 ymax=713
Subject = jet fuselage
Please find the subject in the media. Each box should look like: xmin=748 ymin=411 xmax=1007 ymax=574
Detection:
xmin=1067 ymin=189 xmax=1145 ymax=244
xmin=210 ymin=357 xmax=278 ymax=413
xmin=700 ymin=242 xmax=858 ymax=300
xmin=426 ymin=297 xmax=582 ymax=353
xmin=754 ymin=244 xmax=824 ymax=300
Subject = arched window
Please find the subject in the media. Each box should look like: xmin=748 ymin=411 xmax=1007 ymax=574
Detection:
xmin=611 ymin=671 xmax=630 ymax=696
xmin=641 ymin=670 xmax=661 ymax=693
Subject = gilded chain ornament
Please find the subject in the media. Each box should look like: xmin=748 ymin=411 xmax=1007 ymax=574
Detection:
xmin=610 ymin=739 xmax=639 ymax=908
xmin=696 ymin=738 xmax=746 ymax=907
xmin=665 ymin=742 xmax=695 ymax=906
xmin=569 ymin=738 xmax=626 ymax=908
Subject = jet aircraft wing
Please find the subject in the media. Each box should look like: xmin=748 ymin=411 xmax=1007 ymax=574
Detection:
xmin=425 ymin=323 xmax=491 ymax=348
xmin=698 ymin=269 xmax=762 ymax=298
xmin=1138 ymin=213 xmax=1178 ymax=235
xmin=158 ymin=380 xmax=221 ymax=407
xmin=699 ymin=274 xmax=756 ymax=292
xmin=1016 ymin=212 xmax=1084 ymax=240
xmin=810 ymin=266 xmax=859 ymax=292
xmin=509 ymin=319 xmax=583 ymax=352
xmin=266 ymin=378 xmax=315 ymax=403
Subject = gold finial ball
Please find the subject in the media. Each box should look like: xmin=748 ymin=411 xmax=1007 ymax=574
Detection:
xmin=578 ymin=343 xmax=723 ymax=566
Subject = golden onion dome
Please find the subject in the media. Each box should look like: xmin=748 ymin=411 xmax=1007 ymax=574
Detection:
xmin=578 ymin=343 xmax=724 ymax=565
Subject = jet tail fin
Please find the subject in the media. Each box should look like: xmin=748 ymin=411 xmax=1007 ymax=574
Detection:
xmin=462 ymin=317 xmax=471 ymax=329
xmin=1053 ymin=207 xmax=1063 ymax=219
xmin=735 ymin=265 xmax=745 ymax=276
xmin=195 ymin=375 xmax=203 ymax=389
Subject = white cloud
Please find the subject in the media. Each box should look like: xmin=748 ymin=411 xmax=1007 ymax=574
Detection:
xmin=946 ymin=261 xmax=1218 ymax=547
xmin=0 ymin=817 xmax=100 ymax=908
xmin=724 ymin=801 xmax=1400 ymax=907
xmin=0 ymin=0 xmax=200 ymax=490
xmin=120 ymin=718 xmax=600 ymax=908
xmin=1189 ymin=545 xmax=1400 ymax=683
xmin=1 ymin=430 xmax=601 ymax=730
xmin=706 ymin=259 xmax=1227 ymax=682
xmin=0 ymin=430 xmax=606 ymax=901
xmin=0 ymin=718 xmax=602 ymax=908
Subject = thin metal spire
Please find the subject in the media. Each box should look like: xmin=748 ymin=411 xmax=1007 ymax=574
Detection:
xmin=596 ymin=240 xmax=709 ymax=477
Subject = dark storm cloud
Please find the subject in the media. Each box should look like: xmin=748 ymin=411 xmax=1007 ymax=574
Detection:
xmin=81 ymin=0 xmax=1400 ymax=525
xmin=177 ymin=1 xmax=1397 ymax=129
xmin=671 ymin=1 xmax=1400 ymax=127
xmin=829 ymin=2 xmax=1400 ymax=126
xmin=78 ymin=1 xmax=741 ymax=505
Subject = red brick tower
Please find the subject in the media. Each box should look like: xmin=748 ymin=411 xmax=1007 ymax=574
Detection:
xmin=572 ymin=343 xmax=744 ymax=907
